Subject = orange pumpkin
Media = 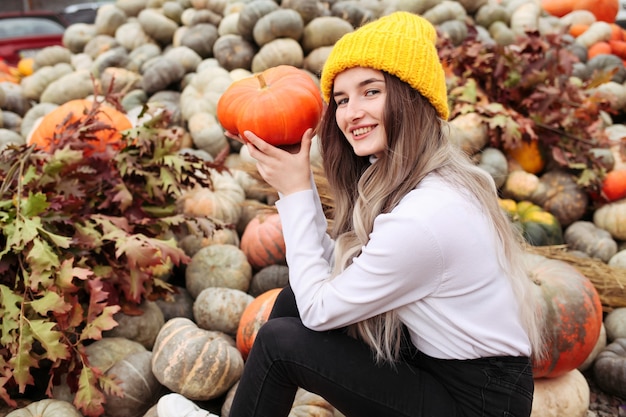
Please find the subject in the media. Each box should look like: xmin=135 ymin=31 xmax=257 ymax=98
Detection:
xmin=527 ymin=253 xmax=604 ymax=378
xmin=0 ymin=59 xmax=19 ymax=83
xmin=568 ymin=24 xmax=589 ymax=38
xmin=609 ymin=39 xmax=626 ymax=59
xmin=236 ymin=288 xmax=282 ymax=360
xmin=216 ymin=65 xmax=323 ymax=146
xmin=602 ymin=169 xmax=626 ymax=202
xmin=588 ymin=41 xmax=613 ymax=59
xmin=504 ymin=139 xmax=545 ymax=174
xmin=17 ymin=57 xmax=34 ymax=77
xmin=541 ymin=0 xmax=575 ymax=17
xmin=240 ymin=211 xmax=286 ymax=270
xmin=610 ymin=23 xmax=625 ymax=41
xmin=542 ymin=0 xmax=618 ymax=22
xmin=574 ymin=0 xmax=618 ymax=22
xmin=28 ymin=99 xmax=132 ymax=155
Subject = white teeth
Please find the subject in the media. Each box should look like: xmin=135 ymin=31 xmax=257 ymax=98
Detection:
xmin=352 ymin=127 xmax=372 ymax=136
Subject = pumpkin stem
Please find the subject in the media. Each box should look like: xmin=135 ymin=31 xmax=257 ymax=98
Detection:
xmin=256 ymin=73 xmax=267 ymax=89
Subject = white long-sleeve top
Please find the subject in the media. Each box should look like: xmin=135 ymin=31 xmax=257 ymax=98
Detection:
xmin=275 ymin=172 xmax=531 ymax=360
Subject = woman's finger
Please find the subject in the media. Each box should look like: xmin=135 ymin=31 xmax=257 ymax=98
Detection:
xmin=224 ymin=130 xmax=244 ymax=143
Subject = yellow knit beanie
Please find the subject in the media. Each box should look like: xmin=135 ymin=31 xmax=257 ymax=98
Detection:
xmin=320 ymin=11 xmax=449 ymax=120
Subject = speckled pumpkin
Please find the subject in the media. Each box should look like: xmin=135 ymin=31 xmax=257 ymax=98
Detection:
xmin=526 ymin=253 xmax=604 ymax=378
xmin=531 ymin=369 xmax=590 ymax=417
xmin=185 ymin=243 xmax=252 ymax=299
xmin=236 ymin=287 xmax=282 ymax=360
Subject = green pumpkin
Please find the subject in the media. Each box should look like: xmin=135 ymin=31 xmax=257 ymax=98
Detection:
xmin=499 ymin=199 xmax=564 ymax=246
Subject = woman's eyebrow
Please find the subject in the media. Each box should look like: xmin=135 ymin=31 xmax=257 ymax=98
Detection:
xmin=333 ymin=77 xmax=385 ymax=98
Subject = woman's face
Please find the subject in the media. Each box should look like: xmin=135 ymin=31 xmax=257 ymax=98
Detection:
xmin=332 ymin=67 xmax=387 ymax=158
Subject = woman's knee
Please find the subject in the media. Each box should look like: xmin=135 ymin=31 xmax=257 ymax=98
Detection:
xmin=255 ymin=317 xmax=310 ymax=357
xmin=269 ymin=285 xmax=299 ymax=319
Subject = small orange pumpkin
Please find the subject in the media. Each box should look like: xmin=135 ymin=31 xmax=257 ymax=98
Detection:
xmin=216 ymin=65 xmax=323 ymax=146
xmin=236 ymin=288 xmax=282 ymax=360
xmin=17 ymin=57 xmax=34 ymax=77
xmin=541 ymin=0 xmax=575 ymax=17
xmin=504 ymin=138 xmax=545 ymax=175
xmin=527 ymin=253 xmax=604 ymax=378
xmin=602 ymin=169 xmax=626 ymax=202
xmin=28 ymin=99 xmax=132 ymax=155
xmin=0 ymin=59 xmax=18 ymax=83
xmin=240 ymin=211 xmax=286 ymax=270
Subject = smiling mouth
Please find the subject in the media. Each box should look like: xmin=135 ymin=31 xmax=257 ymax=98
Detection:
xmin=352 ymin=126 xmax=373 ymax=137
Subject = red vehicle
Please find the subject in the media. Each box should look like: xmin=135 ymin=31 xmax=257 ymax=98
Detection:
xmin=0 ymin=11 xmax=68 ymax=66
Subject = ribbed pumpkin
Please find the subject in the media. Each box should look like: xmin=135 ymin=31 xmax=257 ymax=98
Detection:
xmin=526 ymin=253 xmax=604 ymax=378
xmin=236 ymin=287 xmax=282 ymax=360
xmin=240 ymin=211 xmax=286 ymax=270
xmin=593 ymin=199 xmax=626 ymax=240
xmin=221 ymin=384 xmax=335 ymax=417
xmin=499 ymin=199 xmax=564 ymax=246
xmin=216 ymin=65 xmax=323 ymax=146
xmin=530 ymin=170 xmax=589 ymax=228
xmin=530 ymin=370 xmax=590 ymax=417
xmin=177 ymin=169 xmax=246 ymax=225
xmin=5 ymin=399 xmax=82 ymax=417
xmin=185 ymin=243 xmax=253 ymax=299
xmin=151 ymin=317 xmax=244 ymax=401
xmin=593 ymin=338 xmax=626 ymax=398
xmin=103 ymin=351 xmax=165 ymax=417
xmin=28 ymin=99 xmax=132 ymax=155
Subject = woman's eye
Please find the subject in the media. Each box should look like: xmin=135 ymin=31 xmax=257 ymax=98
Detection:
xmin=365 ymin=89 xmax=380 ymax=96
xmin=336 ymin=97 xmax=348 ymax=106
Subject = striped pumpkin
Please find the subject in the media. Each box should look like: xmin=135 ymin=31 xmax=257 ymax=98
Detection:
xmin=151 ymin=317 xmax=244 ymax=400
xmin=240 ymin=211 xmax=286 ymax=270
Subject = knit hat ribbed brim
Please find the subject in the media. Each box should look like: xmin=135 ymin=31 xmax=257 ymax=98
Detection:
xmin=320 ymin=11 xmax=449 ymax=120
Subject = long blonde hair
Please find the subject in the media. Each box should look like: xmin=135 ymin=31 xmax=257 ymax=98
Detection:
xmin=319 ymin=72 xmax=545 ymax=364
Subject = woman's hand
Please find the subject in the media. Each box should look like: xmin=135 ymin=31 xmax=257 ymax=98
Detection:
xmin=232 ymin=129 xmax=315 ymax=196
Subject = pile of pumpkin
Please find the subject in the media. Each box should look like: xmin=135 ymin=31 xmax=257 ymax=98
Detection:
xmin=2 ymin=0 xmax=626 ymax=416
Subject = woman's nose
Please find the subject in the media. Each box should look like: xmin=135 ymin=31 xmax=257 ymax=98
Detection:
xmin=345 ymin=100 xmax=364 ymax=120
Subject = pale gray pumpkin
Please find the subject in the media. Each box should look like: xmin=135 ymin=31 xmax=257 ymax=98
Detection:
xmin=253 ymin=9 xmax=304 ymax=46
xmin=251 ymin=38 xmax=304 ymax=73
xmin=103 ymin=300 xmax=165 ymax=349
xmin=593 ymin=338 xmax=626 ymax=399
xmin=604 ymin=307 xmax=626 ymax=341
xmin=301 ymin=16 xmax=353 ymax=54
xmin=193 ymin=287 xmax=254 ymax=335
xmin=185 ymin=244 xmax=252 ymax=298
xmin=237 ymin=0 xmax=280 ymax=40
xmin=103 ymin=351 xmax=165 ymax=417
xmin=530 ymin=370 xmax=589 ymax=417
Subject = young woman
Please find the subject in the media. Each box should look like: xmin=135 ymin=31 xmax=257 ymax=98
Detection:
xmin=159 ymin=11 xmax=545 ymax=417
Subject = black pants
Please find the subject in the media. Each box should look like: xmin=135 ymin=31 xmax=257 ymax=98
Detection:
xmin=228 ymin=286 xmax=534 ymax=417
